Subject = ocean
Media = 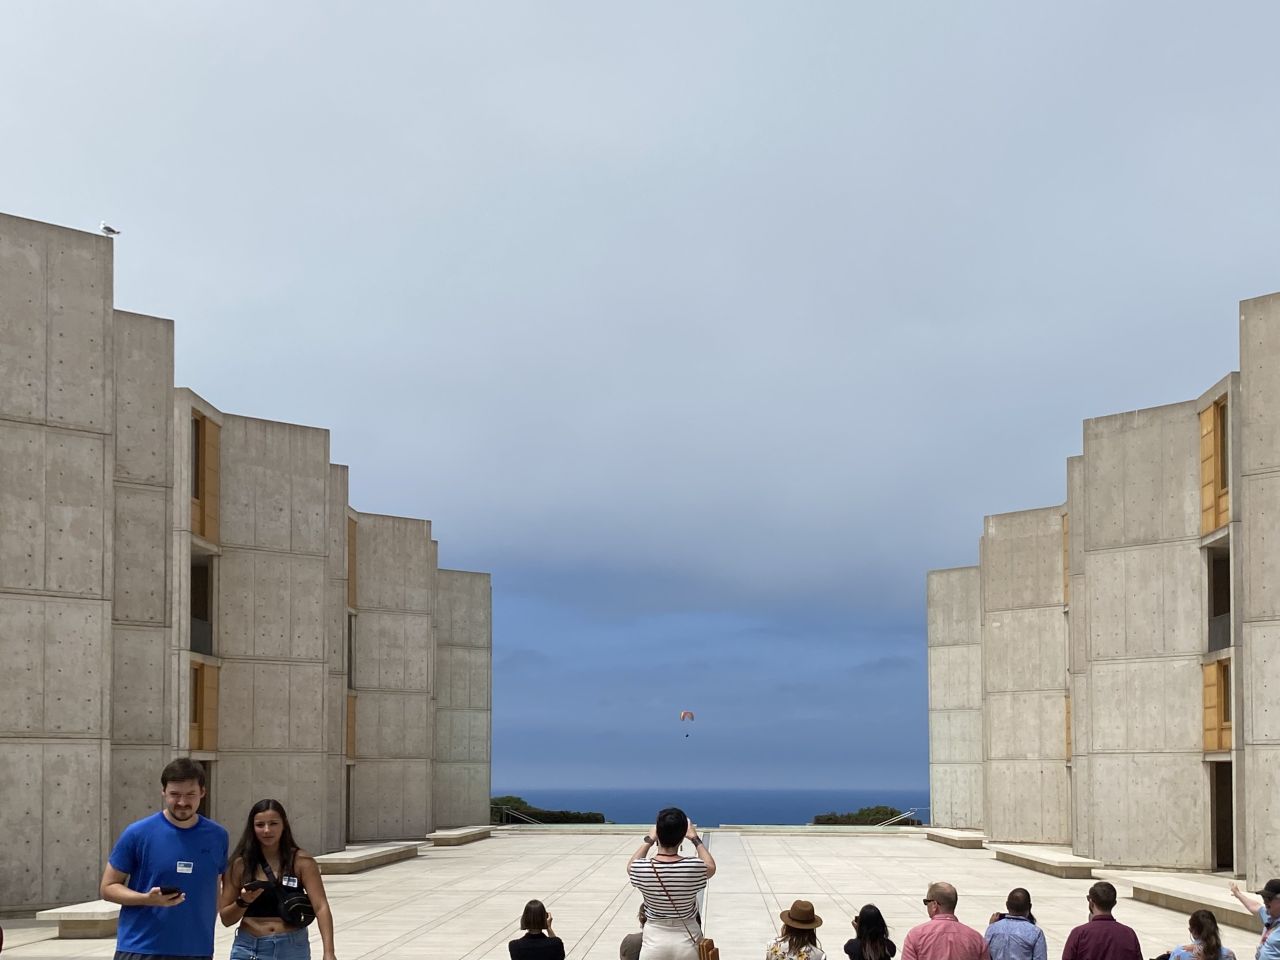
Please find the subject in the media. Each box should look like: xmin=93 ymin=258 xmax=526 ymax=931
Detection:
xmin=494 ymin=787 xmax=930 ymax=827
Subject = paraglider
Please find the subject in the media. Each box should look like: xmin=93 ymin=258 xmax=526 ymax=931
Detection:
xmin=680 ymin=710 xmax=694 ymax=737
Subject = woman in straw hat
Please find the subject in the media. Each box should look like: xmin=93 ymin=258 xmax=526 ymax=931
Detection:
xmin=768 ymin=900 xmax=826 ymax=960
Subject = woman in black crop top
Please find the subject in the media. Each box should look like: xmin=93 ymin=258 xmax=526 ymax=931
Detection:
xmin=509 ymin=900 xmax=565 ymax=960
xmin=218 ymin=799 xmax=337 ymax=960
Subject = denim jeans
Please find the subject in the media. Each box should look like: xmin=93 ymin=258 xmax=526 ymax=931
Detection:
xmin=229 ymin=927 xmax=311 ymax=960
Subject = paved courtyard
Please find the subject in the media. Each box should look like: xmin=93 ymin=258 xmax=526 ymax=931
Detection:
xmin=3 ymin=830 xmax=1259 ymax=960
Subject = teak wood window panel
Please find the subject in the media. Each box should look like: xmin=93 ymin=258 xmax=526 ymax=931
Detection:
xmin=191 ymin=412 xmax=221 ymax=543
xmin=347 ymin=517 xmax=358 ymax=608
xmin=190 ymin=662 xmax=220 ymax=751
xmin=1200 ymin=398 xmax=1230 ymax=535
xmin=346 ymin=694 xmax=357 ymax=757
xmin=1203 ymin=659 xmax=1232 ymax=752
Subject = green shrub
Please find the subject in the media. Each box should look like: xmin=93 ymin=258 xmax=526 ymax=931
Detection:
xmin=813 ymin=805 xmax=921 ymax=826
xmin=491 ymin=795 xmax=606 ymax=825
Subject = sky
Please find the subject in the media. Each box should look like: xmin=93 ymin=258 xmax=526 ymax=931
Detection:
xmin=4 ymin=2 xmax=1280 ymax=794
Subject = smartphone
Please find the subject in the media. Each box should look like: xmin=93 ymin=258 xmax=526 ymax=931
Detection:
xmin=242 ymin=880 xmax=271 ymax=891
xmin=159 ymin=886 xmax=182 ymax=897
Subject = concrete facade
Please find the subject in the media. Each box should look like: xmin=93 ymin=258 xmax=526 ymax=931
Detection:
xmin=927 ymin=289 xmax=1280 ymax=885
xmin=0 ymin=212 xmax=493 ymax=911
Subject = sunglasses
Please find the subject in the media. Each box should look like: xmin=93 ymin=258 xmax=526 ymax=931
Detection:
xmin=922 ymin=899 xmax=936 ymax=906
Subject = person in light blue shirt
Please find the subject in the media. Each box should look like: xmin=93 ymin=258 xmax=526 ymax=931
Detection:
xmin=984 ymin=889 xmax=1047 ymax=960
xmin=1168 ymin=909 xmax=1235 ymax=960
xmin=1230 ymin=880 xmax=1280 ymax=960
xmin=100 ymin=758 xmax=229 ymax=960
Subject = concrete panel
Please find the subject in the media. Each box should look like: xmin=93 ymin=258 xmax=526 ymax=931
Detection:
xmin=112 ymin=485 xmax=167 ymax=623
xmin=217 ymin=550 xmax=254 ymax=658
xmin=986 ymin=692 xmax=1068 ymax=760
xmin=111 ymin=627 xmax=166 ymax=743
xmin=357 ymin=515 xmax=432 ymax=614
xmin=928 ymin=645 xmax=982 ymax=711
xmin=288 ymin=662 xmax=325 ymax=751
xmin=404 ymin=614 xmax=432 ymax=691
xmin=0 ymin=743 xmax=42 ymax=907
xmin=46 ymin=235 xmax=111 ymax=432
xmin=927 ymin=567 xmax=981 ymax=647
xmin=439 ymin=570 xmax=489 ymax=645
xmin=1244 ymin=746 xmax=1280 ymax=884
xmin=1087 ymin=544 xmax=1203 ymax=660
xmin=433 ymin=763 xmax=490 ymax=829
xmin=1246 ymin=622 xmax=1280 ymax=742
xmin=350 ymin=760 xmax=429 ymax=840
xmin=985 ymin=760 xmax=1070 ymax=843
xmin=435 ymin=709 xmax=489 ymax=763
xmin=1242 ymin=473 xmax=1280 ymax=621
xmin=437 ymin=645 xmax=490 ymax=710
xmin=326 ymin=580 xmax=346 ymax=672
xmin=325 ymin=756 xmax=345 ymax=853
xmin=929 ymin=710 xmax=982 ymax=763
xmin=983 ymin=607 xmax=1067 ymax=694
xmin=325 ymin=675 xmax=344 ymax=760
xmin=983 ymin=509 xmax=1064 ymax=612
xmin=1071 ymin=754 xmax=1093 ymax=857
xmin=289 ymin=428 xmax=329 ymax=557
xmin=1089 ymin=752 xmax=1208 ymax=868
xmin=1240 ymin=292 xmax=1280 ymax=474
xmin=252 ymin=663 xmax=292 ymax=749
xmin=109 ymin=745 xmax=164 ymax=842
xmin=0 ymin=226 xmax=47 ymax=420
xmin=326 ymin=466 xmax=348 ymax=582
xmin=929 ymin=762 xmax=983 ymax=830
xmin=43 ymin=600 xmax=106 ymax=735
xmin=0 ymin=422 xmax=45 ymax=590
xmin=289 ymin=555 xmax=325 ymax=660
xmin=41 ymin=742 xmax=105 ymax=904
xmin=252 ymin=552 xmax=291 ymax=658
xmin=1089 ymin=658 xmax=1203 ymax=753
xmin=354 ymin=610 xmax=394 ymax=688
xmin=0 ymin=596 xmax=44 ymax=731
xmin=113 ymin=312 xmax=173 ymax=485
xmin=44 ymin=431 xmax=106 ymax=595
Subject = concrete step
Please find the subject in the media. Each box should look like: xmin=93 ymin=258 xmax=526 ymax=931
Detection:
xmin=986 ymin=843 xmax=1102 ymax=879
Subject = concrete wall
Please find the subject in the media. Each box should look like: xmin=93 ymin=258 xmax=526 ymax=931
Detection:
xmin=1239 ymin=292 xmax=1280 ymax=884
xmin=350 ymin=512 xmax=435 ymax=839
xmin=981 ymin=506 xmax=1071 ymax=843
xmin=433 ymin=568 xmax=492 ymax=828
xmin=109 ymin=312 xmax=175 ymax=841
xmin=1080 ymin=400 xmax=1208 ymax=868
xmin=214 ymin=415 xmax=331 ymax=854
xmin=1065 ymin=456 xmax=1093 ymax=856
xmin=323 ymin=466 xmax=350 ymax=853
xmin=0 ymin=214 xmax=116 ymax=909
xmin=926 ymin=566 xmax=983 ymax=829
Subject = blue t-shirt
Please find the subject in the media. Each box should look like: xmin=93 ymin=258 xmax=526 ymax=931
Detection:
xmin=108 ymin=812 xmax=229 ymax=957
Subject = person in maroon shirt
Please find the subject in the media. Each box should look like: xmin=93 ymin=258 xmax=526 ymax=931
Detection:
xmin=1062 ymin=882 xmax=1143 ymax=960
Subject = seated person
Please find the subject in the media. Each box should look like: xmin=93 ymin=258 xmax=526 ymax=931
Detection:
xmin=510 ymin=900 xmax=565 ymax=960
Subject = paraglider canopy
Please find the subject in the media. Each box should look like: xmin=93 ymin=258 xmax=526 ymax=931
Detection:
xmin=679 ymin=710 xmax=695 ymax=721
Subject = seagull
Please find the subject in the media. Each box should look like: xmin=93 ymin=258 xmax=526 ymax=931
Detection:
xmin=100 ymin=221 xmax=121 ymax=237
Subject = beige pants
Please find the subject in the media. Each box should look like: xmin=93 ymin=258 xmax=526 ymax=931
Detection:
xmin=640 ymin=918 xmax=702 ymax=960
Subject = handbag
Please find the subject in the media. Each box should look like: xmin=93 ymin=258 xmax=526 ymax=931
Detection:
xmin=649 ymin=860 xmax=718 ymax=960
xmin=262 ymin=855 xmax=316 ymax=927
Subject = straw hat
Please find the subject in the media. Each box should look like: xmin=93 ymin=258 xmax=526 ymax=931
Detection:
xmin=780 ymin=900 xmax=823 ymax=929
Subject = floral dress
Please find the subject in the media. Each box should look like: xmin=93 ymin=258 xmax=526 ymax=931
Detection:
xmin=767 ymin=938 xmax=827 ymax=960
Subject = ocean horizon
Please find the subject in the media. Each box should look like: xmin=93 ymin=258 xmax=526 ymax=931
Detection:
xmin=493 ymin=787 xmax=931 ymax=827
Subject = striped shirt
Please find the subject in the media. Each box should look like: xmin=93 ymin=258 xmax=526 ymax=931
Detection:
xmin=628 ymin=857 xmax=708 ymax=921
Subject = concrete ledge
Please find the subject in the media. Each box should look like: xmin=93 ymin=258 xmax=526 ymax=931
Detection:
xmin=428 ymin=826 xmax=492 ymax=846
xmin=1129 ymin=877 xmax=1260 ymax=932
xmin=35 ymin=899 xmax=120 ymax=939
xmin=927 ymin=829 xmax=988 ymax=849
xmin=986 ymin=843 xmax=1101 ymax=879
xmin=315 ymin=841 xmax=421 ymax=875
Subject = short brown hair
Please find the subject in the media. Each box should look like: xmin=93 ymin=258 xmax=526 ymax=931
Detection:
xmin=521 ymin=899 xmax=549 ymax=930
xmin=1088 ymin=882 xmax=1117 ymax=911
xmin=161 ymin=758 xmax=207 ymax=788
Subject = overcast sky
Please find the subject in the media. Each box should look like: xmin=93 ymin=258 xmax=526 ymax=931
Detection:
xmin=5 ymin=3 xmax=1280 ymax=793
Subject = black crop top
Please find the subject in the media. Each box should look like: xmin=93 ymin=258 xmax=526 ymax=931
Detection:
xmin=243 ymin=882 xmax=283 ymax=918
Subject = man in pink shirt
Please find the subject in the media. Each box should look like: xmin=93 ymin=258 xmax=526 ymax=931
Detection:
xmin=903 ymin=882 xmax=990 ymax=960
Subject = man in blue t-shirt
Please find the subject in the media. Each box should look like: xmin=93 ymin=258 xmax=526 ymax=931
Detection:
xmin=100 ymin=758 xmax=229 ymax=960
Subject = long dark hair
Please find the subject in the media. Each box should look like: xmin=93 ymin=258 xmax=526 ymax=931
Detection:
xmin=781 ymin=925 xmax=819 ymax=953
xmin=231 ymin=799 xmax=300 ymax=881
xmin=855 ymin=904 xmax=890 ymax=960
xmin=1190 ymin=910 xmax=1222 ymax=960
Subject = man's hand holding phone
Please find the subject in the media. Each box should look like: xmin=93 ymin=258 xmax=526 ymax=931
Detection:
xmin=148 ymin=886 xmax=185 ymax=906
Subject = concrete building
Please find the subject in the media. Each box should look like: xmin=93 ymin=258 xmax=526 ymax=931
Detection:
xmin=928 ymin=291 xmax=1280 ymax=886
xmin=0 ymin=212 xmax=492 ymax=912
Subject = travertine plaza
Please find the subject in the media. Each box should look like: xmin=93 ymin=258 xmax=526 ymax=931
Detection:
xmin=0 ymin=212 xmax=492 ymax=914
xmin=928 ymin=291 xmax=1280 ymax=884
xmin=0 ymin=829 xmax=1259 ymax=960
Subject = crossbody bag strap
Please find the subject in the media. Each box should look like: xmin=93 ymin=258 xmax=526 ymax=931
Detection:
xmin=649 ymin=859 xmax=699 ymax=944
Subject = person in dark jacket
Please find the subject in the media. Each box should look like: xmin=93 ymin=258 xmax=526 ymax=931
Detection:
xmin=845 ymin=904 xmax=896 ymax=960
xmin=1061 ymin=882 xmax=1142 ymax=960
xmin=510 ymin=900 xmax=565 ymax=960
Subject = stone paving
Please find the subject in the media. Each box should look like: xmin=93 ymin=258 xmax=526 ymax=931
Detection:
xmin=3 ymin=830 xmax=1260 ymax=960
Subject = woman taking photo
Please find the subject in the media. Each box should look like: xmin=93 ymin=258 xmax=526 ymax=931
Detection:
xmin=626 ymin=807 xmax=716 ymax=960
xmin=218 ymin=799 xmax=337 ymax=960
xmin=844 ymin=904 xmax=895 ymax=960
xmin=509 ymin=900 xmax=565 ymax=960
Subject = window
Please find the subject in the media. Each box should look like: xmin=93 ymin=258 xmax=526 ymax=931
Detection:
xmin=191 ymin=561 xmax=213 ymax=656
xmin=190 ymin=411 xmax=221 ymax=542
xmin=1203 ymin=659 xmax=1232 ymax=752
xmin=190 ymin=662 xmax=220 ymax=751
xmin=191 ymin=415 xmax=202 ymax=500
xmin=1200 ymin=397 xmax=1230 ymax=534
xmin=346 ymin=614 xmax=356 ymax=690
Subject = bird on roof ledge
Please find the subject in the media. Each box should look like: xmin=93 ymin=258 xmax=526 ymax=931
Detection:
xmin=100 ymin=221 xmax=121 ymax=236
